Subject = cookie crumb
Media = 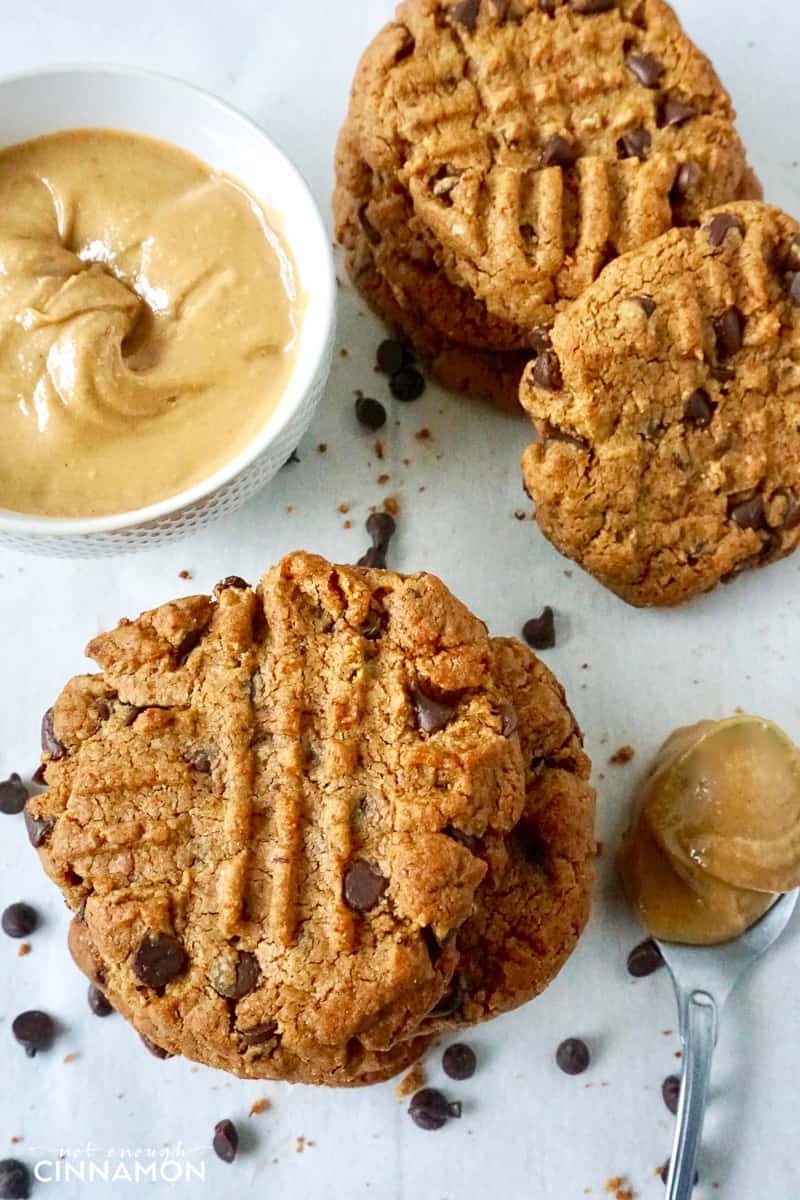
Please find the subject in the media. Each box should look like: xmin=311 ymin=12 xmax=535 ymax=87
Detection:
xmin=514 ymin=510 xmax=527 ymax=521
xmin=249 ymin=1098 xmax=271 ymax=1117
xmin=295 ymin=1136 xmax=305 ymax=1154
xmin=609 ymin=745 xmax=635 ymax=765
xmin=63 ymin=1052 xmax=78 ymax=1064
xmin=605 ymin=1179 xmax=635 ymax=1200
xmin=395 ymin=1062 xmax=427 ymax=1099
xmin=286 ymin=505 xmax=293 ymax=513
xmin=383 ymin=496 xmax=399 ymax=516
xmin=343 ymin=520 xmax=352 ymax=530
xmin=17 ymin=943 xmax=31 ymax=957
xmin=317 ymin=443 xmax=327 ymax=454
xmin=563 ymin=570 xmax=573 ymax=578
xmin=374 ymin=439 xmax=384 ymax=460
xmin=178 ymin=569 xmax=192 ymax=580
xmin=377 ymin=474 xmax=390 ymax=485
xmin=339 ymin=347 xmax=349 ymax=358
xmin=415 ymin=427 xmax=431 ymax=440
xmin=337 ymin=503 xmax=350 ymax=514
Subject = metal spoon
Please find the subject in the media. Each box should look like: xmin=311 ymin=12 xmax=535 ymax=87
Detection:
xmin=656 ymin=889 xmax=799 ymax=1199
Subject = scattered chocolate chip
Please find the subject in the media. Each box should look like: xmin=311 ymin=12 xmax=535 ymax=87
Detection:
xmin=237 ymin=1020 xmax=279 ymax=1047
xmin=660 ymin=1160 xmax=698 ymax=1187
xmin=12 ymin=1010 xmax=55 ymax=1057
xmin=213 ymin=1119 xmax=239 ymax=1165
xmin=2 ymin=904 xmax=38 ymax=939
xmin=532 ymin=349 xmax=563 ymax=391
xmin=357 ymin=546 xmax=386 ymax=569
xmin=662 ymin=1074 xmax=681 ymax=1115
xmin=522 ymin=607 xmax=556 ymax=650
xmin=390 ymin=367 xmax=426 ymax=402
xmin=707 ymin=212 xmax=744 ymax=248
xmin=729 ymin=494 xmax=765 ymax=530
xmin=0 ymin=774 xmax=28 ymax=816
xmin=376 ymin=339 xmax=411 ymax=375
xmin=355 ymin=396 xmax=387 ymax=430
xmin=186 ymin=749 xmax=212 ymax=773
xmin=41 ymin=708 xmax=66 ymax=760
xmin=23 ymin=807 xmax=53 ymax=848
xmin=88 ymin=984 xmax=114 ymax=1017
xmin=618 ymin=127 xmax=652 ymax=161
xmin=627 ymin=938 xmax=664 ymax=977
xmin=358 ymin=204 xmax=381 ymax=246
xmin=366 ymin=512 xmax=396 ymax=547
xmin=442 ymin=1043 xmax=477 ymax=1080
xmin=132 ymin=932 xmax=187 ymax=989
xmin=212 ymin=952 xmax=261 ymax=1001
xmin=451 ymin=0 xmax=481 ymax=27
xmin=570 ymin=0 xmax=615 ymax=11
xmin=629 ymin=294 xmax=656 ymax=317
xmin=660 ymin=96 xmax=697 ymax=127
xmin=684 ymin=388 xmax=714 ymax=427
xmin=713 ymin=306 xmax=744 ymax=359
xmin=786 ymin=272 xmax=800 ymax=305
xmin=625 ymin=50 xmax=663 ymax=87
xmin=140 ymin=1033 xmax=173 ymax=1059
xmin=412 ymin=686 xmax=457 ymax=734
xmin=215 ymin=576 xmax=249 ymax=592
xmin=408 ymin=1088 xmax=463 ymax=1130
xmin=671 ymin=160 xmax=701 ymax=199
xmin=541 ymin=134 xmax=576 ymax=169
xmin=343 ymin=860 xmax=388 ymax=912
xmin=530 ymin=326 xmax=552 ymax=353
xmin=556 ymin=1037 xmax=590 ymax=1075
xmin=0 ymin=1160 xmax=31 ymax=1200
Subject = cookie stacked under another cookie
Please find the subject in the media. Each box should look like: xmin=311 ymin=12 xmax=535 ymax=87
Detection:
xmin=27 ymin=553 xmax=594 ymax=1085
xmin=335 ymin=0 xmax=759 ymax=410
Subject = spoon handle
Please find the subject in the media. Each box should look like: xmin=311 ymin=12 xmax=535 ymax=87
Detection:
xmin=666 ymin=989 xmax=718 ymax=1200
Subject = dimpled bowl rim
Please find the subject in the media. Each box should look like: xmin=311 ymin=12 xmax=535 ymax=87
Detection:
xmin=0 ymin=65 xmax=336 ymax=543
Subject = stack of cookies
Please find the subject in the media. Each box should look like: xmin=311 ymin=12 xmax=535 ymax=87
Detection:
xmin=335 ymin=0 xmax=760 ymax=412
xmin=27 ymin=554 xmax=595 ymax=1085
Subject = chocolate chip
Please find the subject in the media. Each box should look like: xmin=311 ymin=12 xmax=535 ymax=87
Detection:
xmin=729 ymin=494 xmax=765 ymax=530
xmin=88 ymin=984 xmax=114 ymax=1017
xmin=215 ymin=576 xmax=249 ymax=591
xmin=617 ymin=127 xmax=651 ymax=161
xmin=2 ymin=903 xmax=38 ymax=939
xmin=412 ymin=686 xmax=457 ymax=734
xmin=532 ymin=349 xmax=563 ymax=391
xmin=140 ymin=1033 xmax=173 ymax=1059
xmin=556 ymin=1037 xmax=590 ymax=1075
xmin=522 ymin=607 xmax=556 ymax=650
xmin=376 ymin=339 xmax=411 ymax=375
xmin=709 ymin=364 xmax=735 ymax=383
xmin=0 ymin=1160 xmax=31 ymax=1200
xmin=186 ymin=749 xmax=212 ymax=773
xmin=357 ymin=546 xmax=387 ymax=569
xmin=12 ymin=1010 xmax=55 ymax=1057
xmin=237 ymin=1020 xmax=279 ymax=1047
xmin=780 ymin=490 xmax=800 ymax=530
xmin=393 ymin=26 xmax=416 ymax=62
xmin=530 ymin=326 xmax=553 ymax=353
xmin=660 ymin=1161 xmax=698 ymax=1188
xmin=358 ymin=204 xmax=381 ymax=246
xmin=408 ymin=1088 xmax=462 ymax=1130
xmin=660 ymin=96 xmax=697 ymax=127
xmin=626 ymin=938 xmax=664 ymax=977
xmin=570 ymin=0 xmax=615 ymax=11
xmin=629 ymin=294 xmax=656 ymax=317
xmin=671 ymin=160 xmax=701 ymax=198
xmin=23 ymin=806 xmax=53 ymax=848
xmin=132 ymin=932 xmax=187 ymax=989
xmin=541 ymin=134 xmax=576 ymax=169
xmin=684 ymin=388 xmax=714 ymax=427
xmin=442 ymin=1043 xmax=477 ymax=1080
xmin=31 ymin=764 xmax=47 ymax=786
xmin=502 ymin=708 xmax=519 ymax=737
xmin=0 ymin=774 xmax=28 ymax=816
xmin=707 ymin=212 xmax=744 ymax=248
xmin=343 ymin=860 xmax=388 ymax=913
xmin=355 ymin=396 xmax=387 ymax=430
xmin=212 ymin=1119 xmax=239 ymax=1165
xmin=625 ymin=50 xmax=663 ymax=87
xmin=366 ymin=512 xmax=396 ymax=547
xmin=451 ymin=0 xmax=481 ymax=28
xmin=212 ymin=951 xmax=261 ymax=1000
xmin=41 ymin=708 xmax=66 ymax=760
xmin=390 ymin=367 xmax=426 ymax=402
xmin=361 ymin=609 xmax=388 ymax=641
xmin=662 ymin=1074 xmax=681 ymax=1115
xmin=786 ymin=272 xmax=800 ymax=305
xmin=713 ymin=306 xmax=745 ymax=359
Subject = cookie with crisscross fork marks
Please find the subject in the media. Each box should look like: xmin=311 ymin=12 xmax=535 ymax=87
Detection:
xmin=520 ymin=201 xmax=800 ymax=607
xmin=336 ymin=0 xmax=759 ymax=375
xmin=27 ymin=553 xmax=594 ymax=1084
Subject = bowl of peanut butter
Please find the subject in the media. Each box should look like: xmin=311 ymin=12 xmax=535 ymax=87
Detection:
xmin=0 ymin=67 xmax=336 ymax=554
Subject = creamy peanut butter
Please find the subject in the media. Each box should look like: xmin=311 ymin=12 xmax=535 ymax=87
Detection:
xmin=619 ymin=716 xmax=800 ymax=945
xmin=0 ymin=129 xmax=300 ymax=517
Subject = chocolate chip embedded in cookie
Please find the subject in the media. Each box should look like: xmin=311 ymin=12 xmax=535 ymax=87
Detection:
xmin=520 ymin=201 xmax=800 ymax=607
xmin=31 ymin=554 xmax=594 ymax=1084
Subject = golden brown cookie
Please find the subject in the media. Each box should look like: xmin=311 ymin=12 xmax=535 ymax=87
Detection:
xmin=339 ymin=0 xmax=760 ymax=338
xmin=520 ymin=201 xmax=800 ymax=607
xmin=27 ymin=554 xmax=594 ymax=1084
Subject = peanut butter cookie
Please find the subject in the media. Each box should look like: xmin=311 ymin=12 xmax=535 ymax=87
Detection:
xmin=27 ymin=554 xmax=594 ymax=1084
xmin=520 ymin=201 xmax=800 ymax=607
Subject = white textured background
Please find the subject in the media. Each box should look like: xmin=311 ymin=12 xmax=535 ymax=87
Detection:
xmin=0 ymin=2 xmax=798 ymax=1197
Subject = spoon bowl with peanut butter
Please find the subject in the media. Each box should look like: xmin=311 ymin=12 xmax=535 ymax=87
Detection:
xmin=619 ymin=715 xmax=800 ymax=1200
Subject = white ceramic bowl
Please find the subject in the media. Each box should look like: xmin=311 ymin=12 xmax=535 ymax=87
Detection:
xmin=0 ymin=67 xmax=336 ymax=556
